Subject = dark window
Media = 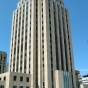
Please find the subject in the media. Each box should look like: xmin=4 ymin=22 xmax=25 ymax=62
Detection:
xmin=13 ymin=76 xmax=17 ymax=81
xmin=42 ymin=33 xmax=44 ymax=37
xmin=4 ymin=76 xmax=6 ymax=81
xmin=13 ymin=86 xmax=17 ymax=88
xmin=42 ymin=51 xmax=44 ymax=54
xmin=4 ymin=57 xmax=5 ymax=59
xmin=20 ymin=67 xmax=22 ymax=70
xmin=0 ymin=77 xmax=1 ymax=80
xmin=1 ymin=56 xmax=2 ymax=60
xmin=2 ymin=86 xmax=4 ymax=88
xmin=21 ymin=55 xmax=22 ymax=58
xmin=26 ymin=77 xmax=29 ymax=82
xmin=0 ymin=86 xmax=4 ymax=88
xmin=20 ymin=76 xmax=23 ymax=81
xmin=42 ymin=40 xmax=44 ymax=42
xmin=42 ymin=45 xmax=44 ymax=48
xmin=26 ymin=87 xmax=29 ymax=88
xmin=24 ymin=66 xmax=26 ymax=69
xmin=25 ymin=36 xmax=27 ymax=39
xmin=19 ymin=86 xmax=23 ymax=88
xmin=43 ymin=82 xmax=45 ymax=86
xmin=25 ymin=42 xmax=27 ymax=50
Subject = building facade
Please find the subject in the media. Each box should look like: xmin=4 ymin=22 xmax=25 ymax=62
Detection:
xmin=75 ymin=70 xmax=80 ymax=88
xmin=0 ymin=51 xmax=7 ymax=74
xmin=55 ymin=70 xmax=70 ymax=88
xmin=80 ymin=83 xmax=88 ymax=88
xmin=9 ymin=0 xmax=76 ymax=88
xmin=79 ymin=74 xmax=88 ymax=85
xmin=0 ymin=72 xmax=31 ymax=88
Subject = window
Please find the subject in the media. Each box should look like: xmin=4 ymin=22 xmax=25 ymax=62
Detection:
xmin=0 ymin=77 xmax=1 ymax=80
xmin=25 ymin=42 xmax=27 ymax=50
xmin=0 ymin=86 xmax=4 ymax=88
xmin=19 ymin=86 xmax=23 ymax=88
xmin=42 ymin=45 xmax=44 ymax=48
xmin=26 ymin=87 xmax=29 ymax=88
xmin=13 ymin=86 xmax=17 ymax=88
xmin=42 ymin=40 xmax=44 ymax=42
xmin=13 ymin=76 xmax=17 ymax=81
xmin=4 ymin=57 xmax=5 ymax=59
xmin=26 ymin=77 xmax=29 ymax=82
xmin=43 ymin=64 xmax=44 ymax=67
xmin=42 ymin=33 xmax=44 ymax=37
xmin=25 ymin=53 xmax=27 ymax=56
xmin=42 ymin=51 xmax=44 ymax=54
xmin=43 ymin=82 xmax=45 ymax=86
xmin=24 ymin=66 xmax=26 ymax=69
xmin=4 ymin=76 xmax=6 ymax=81
xmin=20 ymin=76 xmax=23 ymax=81
xmin=25 ymin=36 xmax=27 ymax=39
xmin=2 ymin=86 xmax=4 ymax=88
xmin=27 ymin=2 xmax=28 ymax=5
xmin=20 ymin=67 xmax=22 ymax=70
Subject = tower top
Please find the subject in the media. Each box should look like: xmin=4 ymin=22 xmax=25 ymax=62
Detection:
xmin=56 ymin=0 xmax=62 ymax=2
xmin=56 ymin=0 xmax=64 ymax=6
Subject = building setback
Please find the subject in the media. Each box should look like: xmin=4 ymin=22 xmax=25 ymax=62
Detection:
xmin=9 ymin=0 xmax=76 ymax=88
xmin=0 ymin=51 xmax=7 ymax=74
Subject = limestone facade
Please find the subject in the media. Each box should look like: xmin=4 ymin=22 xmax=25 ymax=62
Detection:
xmin=0 ymin=72 xmax=31 ymax=88
xmin=9 ymin=0 xmax=76 ymax=88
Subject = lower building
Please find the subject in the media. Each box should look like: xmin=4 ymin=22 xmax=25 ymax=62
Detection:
xmin=79 ymin=74 xmax=88 ymax=85
xmin=0 ymin=72 xmax=31 ymax=88
xmin=79 ymin=74 xmax=88 ymax=88
xmin=55 ymin=70 xmax=70 ymax=88
xmin=80 ymin=83 xmax=88 ymax=88
xmin=75 ymin=70 xmax=80 ymax=88
xmin=0 ymin=51 xmax=7 ymax=74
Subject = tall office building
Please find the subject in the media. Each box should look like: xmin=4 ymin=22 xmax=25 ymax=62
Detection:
xmin=0 ymin=51 xmax=7 ymax=74
xmin=9 ymin=0 xmax=76 ymax=88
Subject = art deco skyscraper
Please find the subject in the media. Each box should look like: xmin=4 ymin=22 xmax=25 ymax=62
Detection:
xmin=9 ymin=0 xmax=76 ymax=88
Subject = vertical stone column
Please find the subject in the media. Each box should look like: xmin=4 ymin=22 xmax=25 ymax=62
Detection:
xmin=27 ymin=0 xmax=30 ymax=74
xmin=55 ymin=3 xmax=62 ymax=70
xmin=30 ymin=0 xmax=36 ymax=88
xmin=15 ymin=8 xmax=20 ymax=72
xmin=63 ymin=9 xmax=71 ymax=72
xmin=38 ymin=0 xmax=42 ymax=88
xmin=44 ymin=0 xmax=52 ymax=88
xmin=11 ymin=10 xmax=17 ymax=72
xmin=19 ymin=4 xmax=23 ymax=73
xmin=59 ymin=5 xmax=66 ymax=71
xmin=66 ymin=10 xmax=76 ymax=88
xmin=50 ymin=0 xmax=57 ymax=86
xmin=9 ymin=12 xmax=14 ymax=72
xmin=22 ymin=2 xmax=26 ymax=73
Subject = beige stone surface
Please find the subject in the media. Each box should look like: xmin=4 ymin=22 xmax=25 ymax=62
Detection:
xmin=55 ymin=70 xmax=64 ymax=88
xmin=0 ymin=72 xmax=31 ymax=88
xmin=9 ymin=0 xmax=76 ymax=88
